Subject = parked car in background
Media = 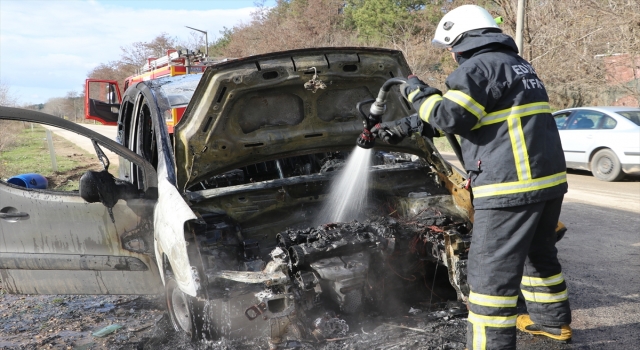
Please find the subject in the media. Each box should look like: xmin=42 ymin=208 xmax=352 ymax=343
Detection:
xmin=553 ymin=107 xmax=640 ymax=181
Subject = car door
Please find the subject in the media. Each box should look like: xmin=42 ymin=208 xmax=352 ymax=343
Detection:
xmin=554 ymin=111 xmax=577 ymax=166
xmin=84 ymin=79 xmax=121 ymax=126
xmin=0 ymin=106 xmax=162 ymax=295
xmin=118 ymin=84 xmax=199 ymax=297
xmin=558 ymin=110 xmax=605 ymax=169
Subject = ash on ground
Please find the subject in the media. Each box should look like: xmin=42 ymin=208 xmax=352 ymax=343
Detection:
xmin=0 ymin=293 xmax=468 ymax=350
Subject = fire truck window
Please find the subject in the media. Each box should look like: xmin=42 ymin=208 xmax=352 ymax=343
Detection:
xmin=107 ymin=84 xmax=117 ymax=104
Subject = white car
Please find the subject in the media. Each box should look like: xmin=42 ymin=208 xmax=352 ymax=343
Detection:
xmin=0 ymin=48 xmax=474 ymax=344
xmin=553 ymin=107 xmax=640 ymax=181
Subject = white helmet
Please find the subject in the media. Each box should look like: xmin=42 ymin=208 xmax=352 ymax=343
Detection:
xmin=432 ymin=5 xmax=500 ymax=49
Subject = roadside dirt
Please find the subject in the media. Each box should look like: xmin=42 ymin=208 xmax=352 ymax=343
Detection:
xmin=46 ymin=132 xmax=109 ymax=190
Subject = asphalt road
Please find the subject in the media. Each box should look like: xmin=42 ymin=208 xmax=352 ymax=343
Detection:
xmin=74 ymin=123 xmax=119 ymax=140
xmin=440 ymin=153 xmax=640 ymax=213
xmin=441 ymin=153 xmax=640 ymax=349
xmin=48 ymin=124 xmax=640 ymax=348
xmin=42 ymin=123 xmax=120 ymax=167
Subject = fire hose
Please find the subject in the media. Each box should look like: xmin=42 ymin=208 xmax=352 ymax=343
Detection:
xmin=355 ymin=76 xmax=466 ymax=169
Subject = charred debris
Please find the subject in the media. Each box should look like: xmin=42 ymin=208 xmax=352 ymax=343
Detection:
xmin=191 ymin=209 xmax=470 ymax=347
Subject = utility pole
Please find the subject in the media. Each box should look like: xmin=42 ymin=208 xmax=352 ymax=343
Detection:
xmin=515 ymin=0 xmax=526 ymax=55
xmin=185 ymin=26 xmax=209 ymax=58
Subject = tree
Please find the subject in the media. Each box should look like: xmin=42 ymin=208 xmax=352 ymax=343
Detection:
xmin=64 ymin=91 xmax=84 ymax=123
xmin=87 ymin=60 xmax=134 ymax=96
xmin=42 ymin=97 xmax=68 ymax=118
xmin=87 ymin=33 xmax=179 ymax=94
xmin=0 ymin=81 xmax=21 ymax=159
xmin=221 ymin=0 xmax=355 ymax=57
xmin=208 ymin=27 xmax=234 ymax=58
xmin=585 ymin=0 xmax=640 ymax=106
xmin=81 ymin=1 xmax=638 ymax=109
xmin=342 ymin=0 xmax=428 ymax=44
xmin=0 ymin=80 xmax=18 ymax=107
xmin=119 ymin=32 xmax=178 ymax=69
xmin=490 ymin=0 xmax=640 ymax=107
xmin=217 ymin=0 xmax=456 ymax=90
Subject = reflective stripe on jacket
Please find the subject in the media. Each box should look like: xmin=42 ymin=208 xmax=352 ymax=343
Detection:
xmin=408 ymin=34 xmax=567 ymax=209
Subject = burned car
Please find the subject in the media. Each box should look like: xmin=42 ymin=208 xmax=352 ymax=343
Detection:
xmin=0 ymin=48 xmax=477 ymax=346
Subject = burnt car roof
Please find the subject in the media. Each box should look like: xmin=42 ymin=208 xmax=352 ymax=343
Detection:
xmin=173 ymin=47 xmax=425 ymax=190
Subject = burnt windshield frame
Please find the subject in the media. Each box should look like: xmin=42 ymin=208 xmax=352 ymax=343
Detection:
xmin=150 ymin=74 xmax=203 ymax=109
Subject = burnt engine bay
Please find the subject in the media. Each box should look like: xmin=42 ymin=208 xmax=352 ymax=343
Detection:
xmin=183 ymin=152 xmax=473 ymax=345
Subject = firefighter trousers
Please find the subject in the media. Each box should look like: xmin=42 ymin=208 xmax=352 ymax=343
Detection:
xmin=466 ymin=196 xmax=571 ymax=350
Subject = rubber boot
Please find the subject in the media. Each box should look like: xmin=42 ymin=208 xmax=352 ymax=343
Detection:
xmin=516 ymin=314 xmax=572 ymax=342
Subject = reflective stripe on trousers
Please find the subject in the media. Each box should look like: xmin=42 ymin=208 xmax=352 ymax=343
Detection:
xmin=468 ymin=292 xmax=518 ymax=350
xmin=467 ymin=196 xmax=571 ymax=349
xmin=521 ymin=272 xmax=569 ymax=304
xmin=468 ymin=311 xmax=517 ymax=350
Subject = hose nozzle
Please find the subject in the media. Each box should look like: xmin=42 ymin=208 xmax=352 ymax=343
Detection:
xmin=354 ymin=77 xmax=408 ymax=149
xmin=356 ymin=128 xmax=375 ymax=149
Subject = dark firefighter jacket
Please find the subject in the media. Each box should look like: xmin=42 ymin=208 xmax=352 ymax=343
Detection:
xmin=408 ymin=29 xmax=567 ymax=209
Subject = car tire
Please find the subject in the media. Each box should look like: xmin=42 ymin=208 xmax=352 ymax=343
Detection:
xmin=590 ymin=149 xmax=625 ymax=182
xmin=165 ymin=273 xmax=207 ymax=341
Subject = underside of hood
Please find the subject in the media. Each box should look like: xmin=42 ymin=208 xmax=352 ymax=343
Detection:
xmin=174 ymin=47 xmax=423 ymax=191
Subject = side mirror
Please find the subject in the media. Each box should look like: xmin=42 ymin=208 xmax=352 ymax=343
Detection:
xmin=80 ymin=170 xmax=137 ymax=209
xmin=79 ymin=170 xmax=103 ymax=204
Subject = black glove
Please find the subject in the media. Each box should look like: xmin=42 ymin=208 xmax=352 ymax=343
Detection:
xmin=401 ymin=75 xmax=429 ymax=101
xmin=371 ymin=114 xmax=423 ymax=145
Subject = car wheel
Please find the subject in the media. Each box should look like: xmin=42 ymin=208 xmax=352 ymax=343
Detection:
xmin=165 ymin=273 xmax=206 ymax=340
xmin=590 ymin=149 xmax=625 ymax=182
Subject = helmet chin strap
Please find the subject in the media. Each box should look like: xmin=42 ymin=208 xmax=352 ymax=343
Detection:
xmin=454 ymin=52 xmax=463 ymax=64
xmin=449 ymin=50 xmax=462 ymax=64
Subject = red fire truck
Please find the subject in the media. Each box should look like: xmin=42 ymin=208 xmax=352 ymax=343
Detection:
xmin=85 ymin=50 xmax=211 ymax=133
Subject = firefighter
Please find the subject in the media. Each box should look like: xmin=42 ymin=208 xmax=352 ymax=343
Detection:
xmin=371 ymin=4 xmax=572 ymax=349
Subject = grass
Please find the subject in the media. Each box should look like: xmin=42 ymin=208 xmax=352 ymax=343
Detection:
xmin=0 ymin=124 xmax=82 ymax=179
xmin=433 ymin=135 xmax=457 ymax=154
xmin=0 ymin=123 xmax=116 ymax=191
xmin=0 ymin=120 xmax=22 ymax=153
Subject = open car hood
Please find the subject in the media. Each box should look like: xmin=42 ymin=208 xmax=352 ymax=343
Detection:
xmin=174 ymin=47 xmax=425 ymax=190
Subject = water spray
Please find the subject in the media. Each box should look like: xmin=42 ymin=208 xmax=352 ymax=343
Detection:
xmin=318 ymin=77 xmax=410 ymax=224
xmin=356 ymin=77 xmax=408 ymax=149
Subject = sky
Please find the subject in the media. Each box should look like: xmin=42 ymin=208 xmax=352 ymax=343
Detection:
xmin=0 ymin=0 xmax=274 ymax=105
